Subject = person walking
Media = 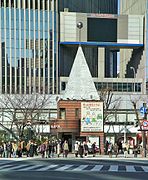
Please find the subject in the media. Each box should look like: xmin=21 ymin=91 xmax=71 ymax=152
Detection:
xmin=45 ymin=140 xmax=49 ymax=158
xmin=29 ymin=141 xmax=34 ymax=157
xmin=17 ymin=140 xmax=23 ymax=158
xmin=57 ymin=141 xmax=61 ymax=157
xmin=92 ymin=142 xmax=96 ymax=157
xmin=108 ymin=142 xmax=113 ymax=158
xmin=113 ymin=143 xmax=119 ymax=158
xmin=50 ymin=141 xmax=55 ymax=158
xmin=2 ymin=142 xmax=8 ymax=158
xmin=78 ymin=142 xmax=84 ymax=158
xmin=26 ymin=141 xmax=31 ymax=157
xmin=63 ymin=140 xmax=69 ymax=158
xmin=74 ymin=141 xmax=79 ymax=157
xmin=40 ymin=142 xmax=46 ymax=158
xmin=12 ymin=141 xmax=18 ymax=158
xmin=83 ymin=141 xmax=89 ymax=157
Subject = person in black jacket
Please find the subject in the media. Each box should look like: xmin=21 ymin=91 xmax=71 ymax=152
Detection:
xmin=83 ymin=141 xmax=89 ymax=157
xmin=78 ymin=142 xmax=84 ymax=158
xmin=92 ymin=142 xmax=96 ymax=157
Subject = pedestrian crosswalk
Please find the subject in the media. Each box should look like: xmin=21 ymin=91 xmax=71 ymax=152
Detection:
xmin=0 ymin=161 xmax=148 ymax=172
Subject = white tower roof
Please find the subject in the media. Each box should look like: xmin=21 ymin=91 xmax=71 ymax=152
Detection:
xmin=63 ymin=46 xmax=99 ymax=100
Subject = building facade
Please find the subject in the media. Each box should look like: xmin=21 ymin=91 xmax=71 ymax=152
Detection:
xmin=0 ymin=0 xmax=58 ymax=95
xmin=0 ymin=0 xmax=146 ymax=150
xmin=120 ymin=0 xmax=147 ymax=94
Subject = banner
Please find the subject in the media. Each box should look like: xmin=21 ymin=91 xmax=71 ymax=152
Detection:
xmin=81 ymin=102 xmax=103 ymax=132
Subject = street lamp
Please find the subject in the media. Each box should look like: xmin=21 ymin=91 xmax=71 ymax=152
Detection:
xmin=77 ymin=22 xmax=83 ymax=43
xmin=130 ymin=66 xmax=136 ymax=92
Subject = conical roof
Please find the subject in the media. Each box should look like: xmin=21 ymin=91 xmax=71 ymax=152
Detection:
xmin=63 ymin=46 xmax=99 ymax=100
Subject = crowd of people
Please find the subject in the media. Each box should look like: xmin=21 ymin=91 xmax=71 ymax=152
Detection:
xmin=105 ymin=140 xmax=142 ymax=158
xmin=0 ymin=139 xmax=75 ymax=158
xmin=0 ymin=139 xmax=99 ymax=159
xmin=0 ymin=139 xmax=141 ymax=159
xmin=74 ymin=141 xmax=98 ymax=158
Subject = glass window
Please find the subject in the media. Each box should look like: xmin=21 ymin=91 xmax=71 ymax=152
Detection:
xmin=108 ymin=82 xmax=113 ymax=90
xmin=61 ymin=82 xmax=66 ymax=91
xmin=30 ymin=10 xmax=33 ymax=21
xmin=113 ymin=83 xmax=117 ymax=91
xmin=136 ymin=83 xmax=141 ymax=92
xmin=35 ymin=1 xmax=38 ymax=9
xmin=118 ymin=83 xmax=122 ymax=92
xmin=26 ymin=9 xmax=29 ymax=20
xmin=11 ymin=21 xmax=14 ymax=29
xmin=16 ymin=10 xmax=19 ymax=20
xmin=102 ymin=82 xmax=107 ymax=89
xmin=21 ymin=20 xmax=24 ymax=30
xmin=1 ymin=17 xmax=4 ymax=29
xmin=59 ymin=108 xmax=66 ymax=120
xmin=75 ymin=108 xmax=79 ymax=118
xmin=123 ymin=83 xmax=127 ymax=92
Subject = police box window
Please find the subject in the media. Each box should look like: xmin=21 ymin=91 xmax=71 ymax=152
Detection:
xmin=87 ymin=18 xmax=117 ymax=42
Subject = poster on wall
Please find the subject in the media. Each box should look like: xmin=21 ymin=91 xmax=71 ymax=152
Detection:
xmin=81 ymin=102 xmax=103 ymax=132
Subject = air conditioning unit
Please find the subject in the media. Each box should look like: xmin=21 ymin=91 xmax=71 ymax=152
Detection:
xmin=64 ymin=8 xmax=69 ymax=12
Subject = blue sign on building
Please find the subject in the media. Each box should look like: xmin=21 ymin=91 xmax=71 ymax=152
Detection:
xmin=140 ymin=107 xmax=147 ymax=117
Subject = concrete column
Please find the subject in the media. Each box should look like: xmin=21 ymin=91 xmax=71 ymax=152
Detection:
xmin=98 ymin=48 xmax=105 ymax=78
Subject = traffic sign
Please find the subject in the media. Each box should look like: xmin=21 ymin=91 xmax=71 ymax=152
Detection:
xmin=142 ymin=120 xmax=148 ymax=127
xmin=140 ymin=107 xmax=146 ymax=117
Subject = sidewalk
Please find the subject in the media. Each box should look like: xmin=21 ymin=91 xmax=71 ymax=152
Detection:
xmin=1 ymin=153 xmax=148 ymax=161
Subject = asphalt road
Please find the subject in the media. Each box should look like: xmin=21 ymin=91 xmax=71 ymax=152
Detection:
xmin=0 ymin=157 xmax=148 ymax=180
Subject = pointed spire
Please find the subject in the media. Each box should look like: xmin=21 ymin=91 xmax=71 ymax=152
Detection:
xmin=63 ymin=46 xmax=99 ymax=100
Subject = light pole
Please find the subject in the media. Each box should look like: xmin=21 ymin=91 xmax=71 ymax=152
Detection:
xmin=130 ymin=66 xmax=136 ymax=92
xmin=77 ymin=22 xmax=83 ymax=43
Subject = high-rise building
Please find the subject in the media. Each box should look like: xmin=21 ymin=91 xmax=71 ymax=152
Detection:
xmin=120 ymin=0 xmax=146 ymax=94
xmin=0 ymin=0 xmax=58 ymax=94
xmin=0 ymin=0 xmax=119 ymax=95
xmin=59 ymin=0 xmax=143 ymax=95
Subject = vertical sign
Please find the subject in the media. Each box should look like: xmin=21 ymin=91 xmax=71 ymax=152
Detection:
xmin=81 ymin=102 xmax=103 ymax=132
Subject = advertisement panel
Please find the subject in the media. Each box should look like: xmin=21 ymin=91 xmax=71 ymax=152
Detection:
xmin=81 ymin=102 xmax=103 ymax=132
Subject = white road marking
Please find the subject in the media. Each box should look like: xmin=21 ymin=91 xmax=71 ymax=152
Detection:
xmin=55 ymin=165 xmax=73 ymax=171
xmin=108 ymin=165 xmax=118 ymax=172
xmin=38 ymin=165 xmax=59 ymax=171
xmin=126 ymin=165 xmax=136 ymax=172
xmin=142 ymin=166 xmax=148 ymax=172
xmin=90 ymin=165 xmax=103 ymax=171
xmin=72 ymin=165 xmax=88 ymax=171
xmin=17 ymin=164 xmax=43 ymax=171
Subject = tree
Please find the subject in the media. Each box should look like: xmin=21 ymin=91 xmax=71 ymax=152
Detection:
xmin=0 ymin=94 xmax=51 ymax=140
xmin=130 ymin=95 xmax=147 ymax=157
xmin=99 ymin=88 xmax=121 ymax=124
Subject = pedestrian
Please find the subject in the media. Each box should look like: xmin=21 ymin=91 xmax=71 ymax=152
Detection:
xmin=26 ymin=141 xmax=31 ymax=157
xmin=7 ymin=141 xmax=12 ymax=158
xmin=63 ymin=140 xmax=69 ymax=158
xmin=78 ymin=142 xmax=84 ymax=158
xmin=108 ymin=142 xmax=113 ymax=158
xmin=74 ymin=141 xmax=79 ymax=157
xmin=40 ymin=142 xmax=46 ymax=158
xmin=29 ymin=141 xmax=34 ymax=157
xmin=57 ymin=141 xmax=61 ymax=157
xmin=123 ymin=142 xmax=129 ymax=158
xmin=2 ymin=142 xmax=8 ymax=158
xmin=45 ymin=140 xmax=49 ymax=158
xmin=17 ymin=140 xmax=23 ymax=158
xmin=83 ymin=141 xmax=89 ymax=157
xmin=0 ymin=143 xmax=3 ymax=158
xmin=113 ymin=143 xmax=118 ymax=158
xmin=12 ymin=141 xmax=18 ymax=158
xmin=92 ymin=142 xmax=96 ymax=157
xmin=50 ymin=141 xmax=55 ymax=158
xmin=34 ymin=142 xmax=38 ymax=156
xmin=133 ymin=145 xmax=138 ymax=157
